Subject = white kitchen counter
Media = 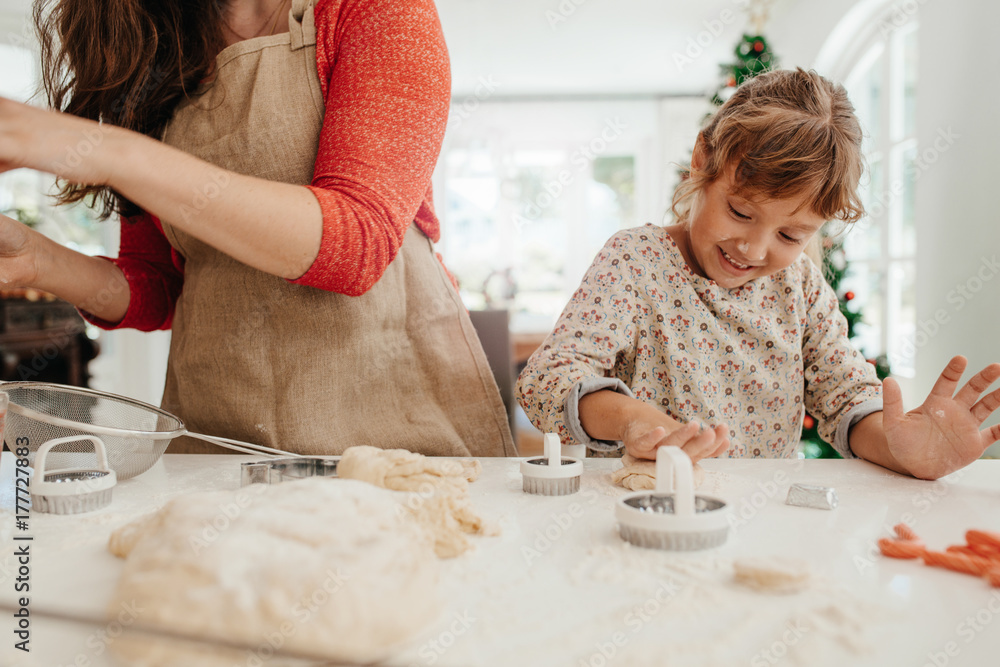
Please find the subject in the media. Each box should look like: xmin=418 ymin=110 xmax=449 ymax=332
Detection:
xmin=1 ymin=453 xmax=999 ymax=666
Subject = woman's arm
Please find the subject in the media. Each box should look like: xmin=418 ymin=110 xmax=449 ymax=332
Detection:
xmin=0 ymin=96 xmax=313 ymax=319
xmin=0 ymin=98 xmax=322 ymax=281
xmin=0 ymin=0 xmax=450 ymax=292
xmin=300 ymin=0 xmax=450 ymax=295
xmin=0 ymin=212 xmax=130 ymax=322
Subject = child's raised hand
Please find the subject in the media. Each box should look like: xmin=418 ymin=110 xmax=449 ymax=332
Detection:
xmin=623 ymin=419 xmax=730 ymax=463
xmin=882 ymin=356 xmax=1000 ymax=480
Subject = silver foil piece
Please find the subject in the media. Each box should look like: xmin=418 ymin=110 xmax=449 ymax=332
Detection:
xmin=785 ymin=483 xmax=838 ymax=510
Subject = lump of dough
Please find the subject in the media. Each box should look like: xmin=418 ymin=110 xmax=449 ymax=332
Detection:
xmin=338 ymin=445 xmax=481 ymax=493
xmin=733 ymin=556 xmax=813 ymax=594
xmin=611 ymin=452 xmax=706 ymax=491
xmin=107 ymin=478 xmax=440 ymax=666
xmin=339 ymin=445 xmax=494 ymax=558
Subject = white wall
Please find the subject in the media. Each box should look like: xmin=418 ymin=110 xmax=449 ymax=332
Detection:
xmin=912 ymin=0 xmax=1000 ymax=454
xmin=438 ymin=0 xmax=765 ymax=98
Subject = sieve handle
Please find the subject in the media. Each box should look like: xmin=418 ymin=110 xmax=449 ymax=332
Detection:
xmin=182 ymin=431 xmax=302 ymax=458
xmin=34 ymin=435 xmax=112 ymax=477
xmin=654 ymin=445 xmax=695 ymax=517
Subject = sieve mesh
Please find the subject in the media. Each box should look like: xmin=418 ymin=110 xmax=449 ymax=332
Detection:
xmin=2 ymin=382 xmax=185 ymax=480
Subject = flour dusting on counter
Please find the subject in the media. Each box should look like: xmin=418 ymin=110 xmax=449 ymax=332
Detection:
xmin=565 ymin=542 xmax=893 ymax=667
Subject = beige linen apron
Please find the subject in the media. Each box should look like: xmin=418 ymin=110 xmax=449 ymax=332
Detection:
xmin=157 ymin=0 xmax=515 ymax=457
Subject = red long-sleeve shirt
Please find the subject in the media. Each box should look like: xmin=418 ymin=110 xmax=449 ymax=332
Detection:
xmin=91 ymin=0 xmax=450 ymax=331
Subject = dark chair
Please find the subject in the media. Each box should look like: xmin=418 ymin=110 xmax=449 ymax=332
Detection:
xmin=467 ymin=309 xmax=516 ymax=443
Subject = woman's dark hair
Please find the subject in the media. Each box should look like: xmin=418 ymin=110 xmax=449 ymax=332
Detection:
xmin=34 ymin=0 xmax=225 ymax=218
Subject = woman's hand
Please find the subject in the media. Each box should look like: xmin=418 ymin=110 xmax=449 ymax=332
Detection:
xmin=0 ymin=97 xmax=114 ymax=184
xmin=623 ymin=418 xmax=730 ymax=463
xmin=881 ymin=356 xmax=1000 ymax=479
xmin=0 ymin=213 xmax=41 ymax=288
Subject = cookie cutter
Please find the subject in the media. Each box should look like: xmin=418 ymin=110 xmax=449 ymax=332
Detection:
xmin=30 ymin=435 xmax=117 ymax=514
xmin=615 ymin=446 xmax=729 ymax=551
xmin=521 ymin=433 xmax=582 ymax=496
xmin=240 ymin=456 xmax=340 ymax=487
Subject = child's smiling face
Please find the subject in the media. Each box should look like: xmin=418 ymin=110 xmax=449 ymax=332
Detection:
xmin=681 ymin=167 xmax=826 ymax=289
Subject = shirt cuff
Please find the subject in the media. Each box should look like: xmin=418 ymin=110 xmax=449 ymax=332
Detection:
xmin=834 ymin=398 xmax=883 ymax=459
xmin=564 ymin=377 xmax=634 ymax=453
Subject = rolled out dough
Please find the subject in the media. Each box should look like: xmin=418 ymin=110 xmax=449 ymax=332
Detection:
xmin=339 ymin=445 xmax=494 ymax=558
xmin=107 ymin=478 xmax=440 ymax=666
xmin=733 ymin=556 xmax=813 ymax=593
xmin=611 ymin=452 xmax=706 ymax=491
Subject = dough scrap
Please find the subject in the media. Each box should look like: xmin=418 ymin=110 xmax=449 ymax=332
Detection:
xmin=107 ymin=478 xmax=440 ymax=666
xmin=611 ymin=453 xmax=706 ymax=491
xmin=733 ymin=556 xmax=813 ymax=594
xmin=339 ymin=445 xmax=493 ymax=558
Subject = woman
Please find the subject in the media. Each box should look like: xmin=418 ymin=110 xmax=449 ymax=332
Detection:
xmin=0 ymin=0 xmax=516 ymax=456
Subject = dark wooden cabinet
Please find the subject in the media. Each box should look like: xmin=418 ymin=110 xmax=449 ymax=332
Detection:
xmin=0 ymin=296 xmax=98 ymax=386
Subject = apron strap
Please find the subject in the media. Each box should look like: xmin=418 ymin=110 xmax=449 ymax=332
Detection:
xmin=290 ymin=0 xmax=317 ymax=51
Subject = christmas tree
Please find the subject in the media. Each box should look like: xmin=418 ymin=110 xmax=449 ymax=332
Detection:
xmin=710 ymin=34 xmax=778 ymax=108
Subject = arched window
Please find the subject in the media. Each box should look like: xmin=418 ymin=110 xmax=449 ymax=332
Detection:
xmin=820 ymin=3 xmax=919 ymax=377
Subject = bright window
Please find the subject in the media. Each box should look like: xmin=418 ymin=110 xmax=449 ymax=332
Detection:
xmin=841 ymin=21 xmax=918 ymax=377
xmin=434 ymin=98 xmax=703 ymax=333
xmin=0 ymin=43 xmax=109 ymax=257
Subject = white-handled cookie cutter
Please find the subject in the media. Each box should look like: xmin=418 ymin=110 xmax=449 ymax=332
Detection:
xmin=615 ymin=446 xmax=729 ymax=550
xmin=29 ymin=435 xmax=116 ymax=514
xmin=521 ymin=433 xmax=583 ymax=496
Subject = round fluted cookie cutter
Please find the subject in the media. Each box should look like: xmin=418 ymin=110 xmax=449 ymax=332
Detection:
xmin=240 ymin=456 xmax=340 ymax=487
xmin=520 ymin=433 xmax=583 ymax=496
xmin=615 ymin=446 xmax=729 ymax=551
xmin=30 ymin=435 xmax=117 ymax=515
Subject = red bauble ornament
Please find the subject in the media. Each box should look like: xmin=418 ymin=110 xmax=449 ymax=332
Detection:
xmin=753 ymin=41 xmax=765 ymax=53
xmin=845 ymin=291 xmax=855 ymax=301
xmin=803 ymin=415 xmax=815 ymax=429
xmin=727 ymin=76 xmax=736 ymax=88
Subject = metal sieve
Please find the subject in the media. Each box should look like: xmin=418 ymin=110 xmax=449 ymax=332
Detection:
xmin=1 ymin=382 xmax=298 ymax=480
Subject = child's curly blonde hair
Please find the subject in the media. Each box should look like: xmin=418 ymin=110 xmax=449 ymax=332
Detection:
xmin=672 ymin=68 xmax=865 ymax=228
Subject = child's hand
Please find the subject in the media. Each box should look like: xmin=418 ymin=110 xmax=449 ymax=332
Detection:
xmin=882 ymin=356 xmax=1000 ymax=480
xmin=623 ymin=419 xmax=730 ymax=463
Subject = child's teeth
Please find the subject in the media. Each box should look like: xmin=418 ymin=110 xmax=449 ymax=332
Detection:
xmin=723 ymin=249 xmax=748 ymax=269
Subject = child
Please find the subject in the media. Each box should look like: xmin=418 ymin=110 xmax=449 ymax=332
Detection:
xmin=516 ymin=69 xmax=1000 ymax=480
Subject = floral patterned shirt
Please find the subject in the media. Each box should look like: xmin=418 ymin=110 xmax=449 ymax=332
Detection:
xmin=516 ymin=224 xmax=883 ymax=458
